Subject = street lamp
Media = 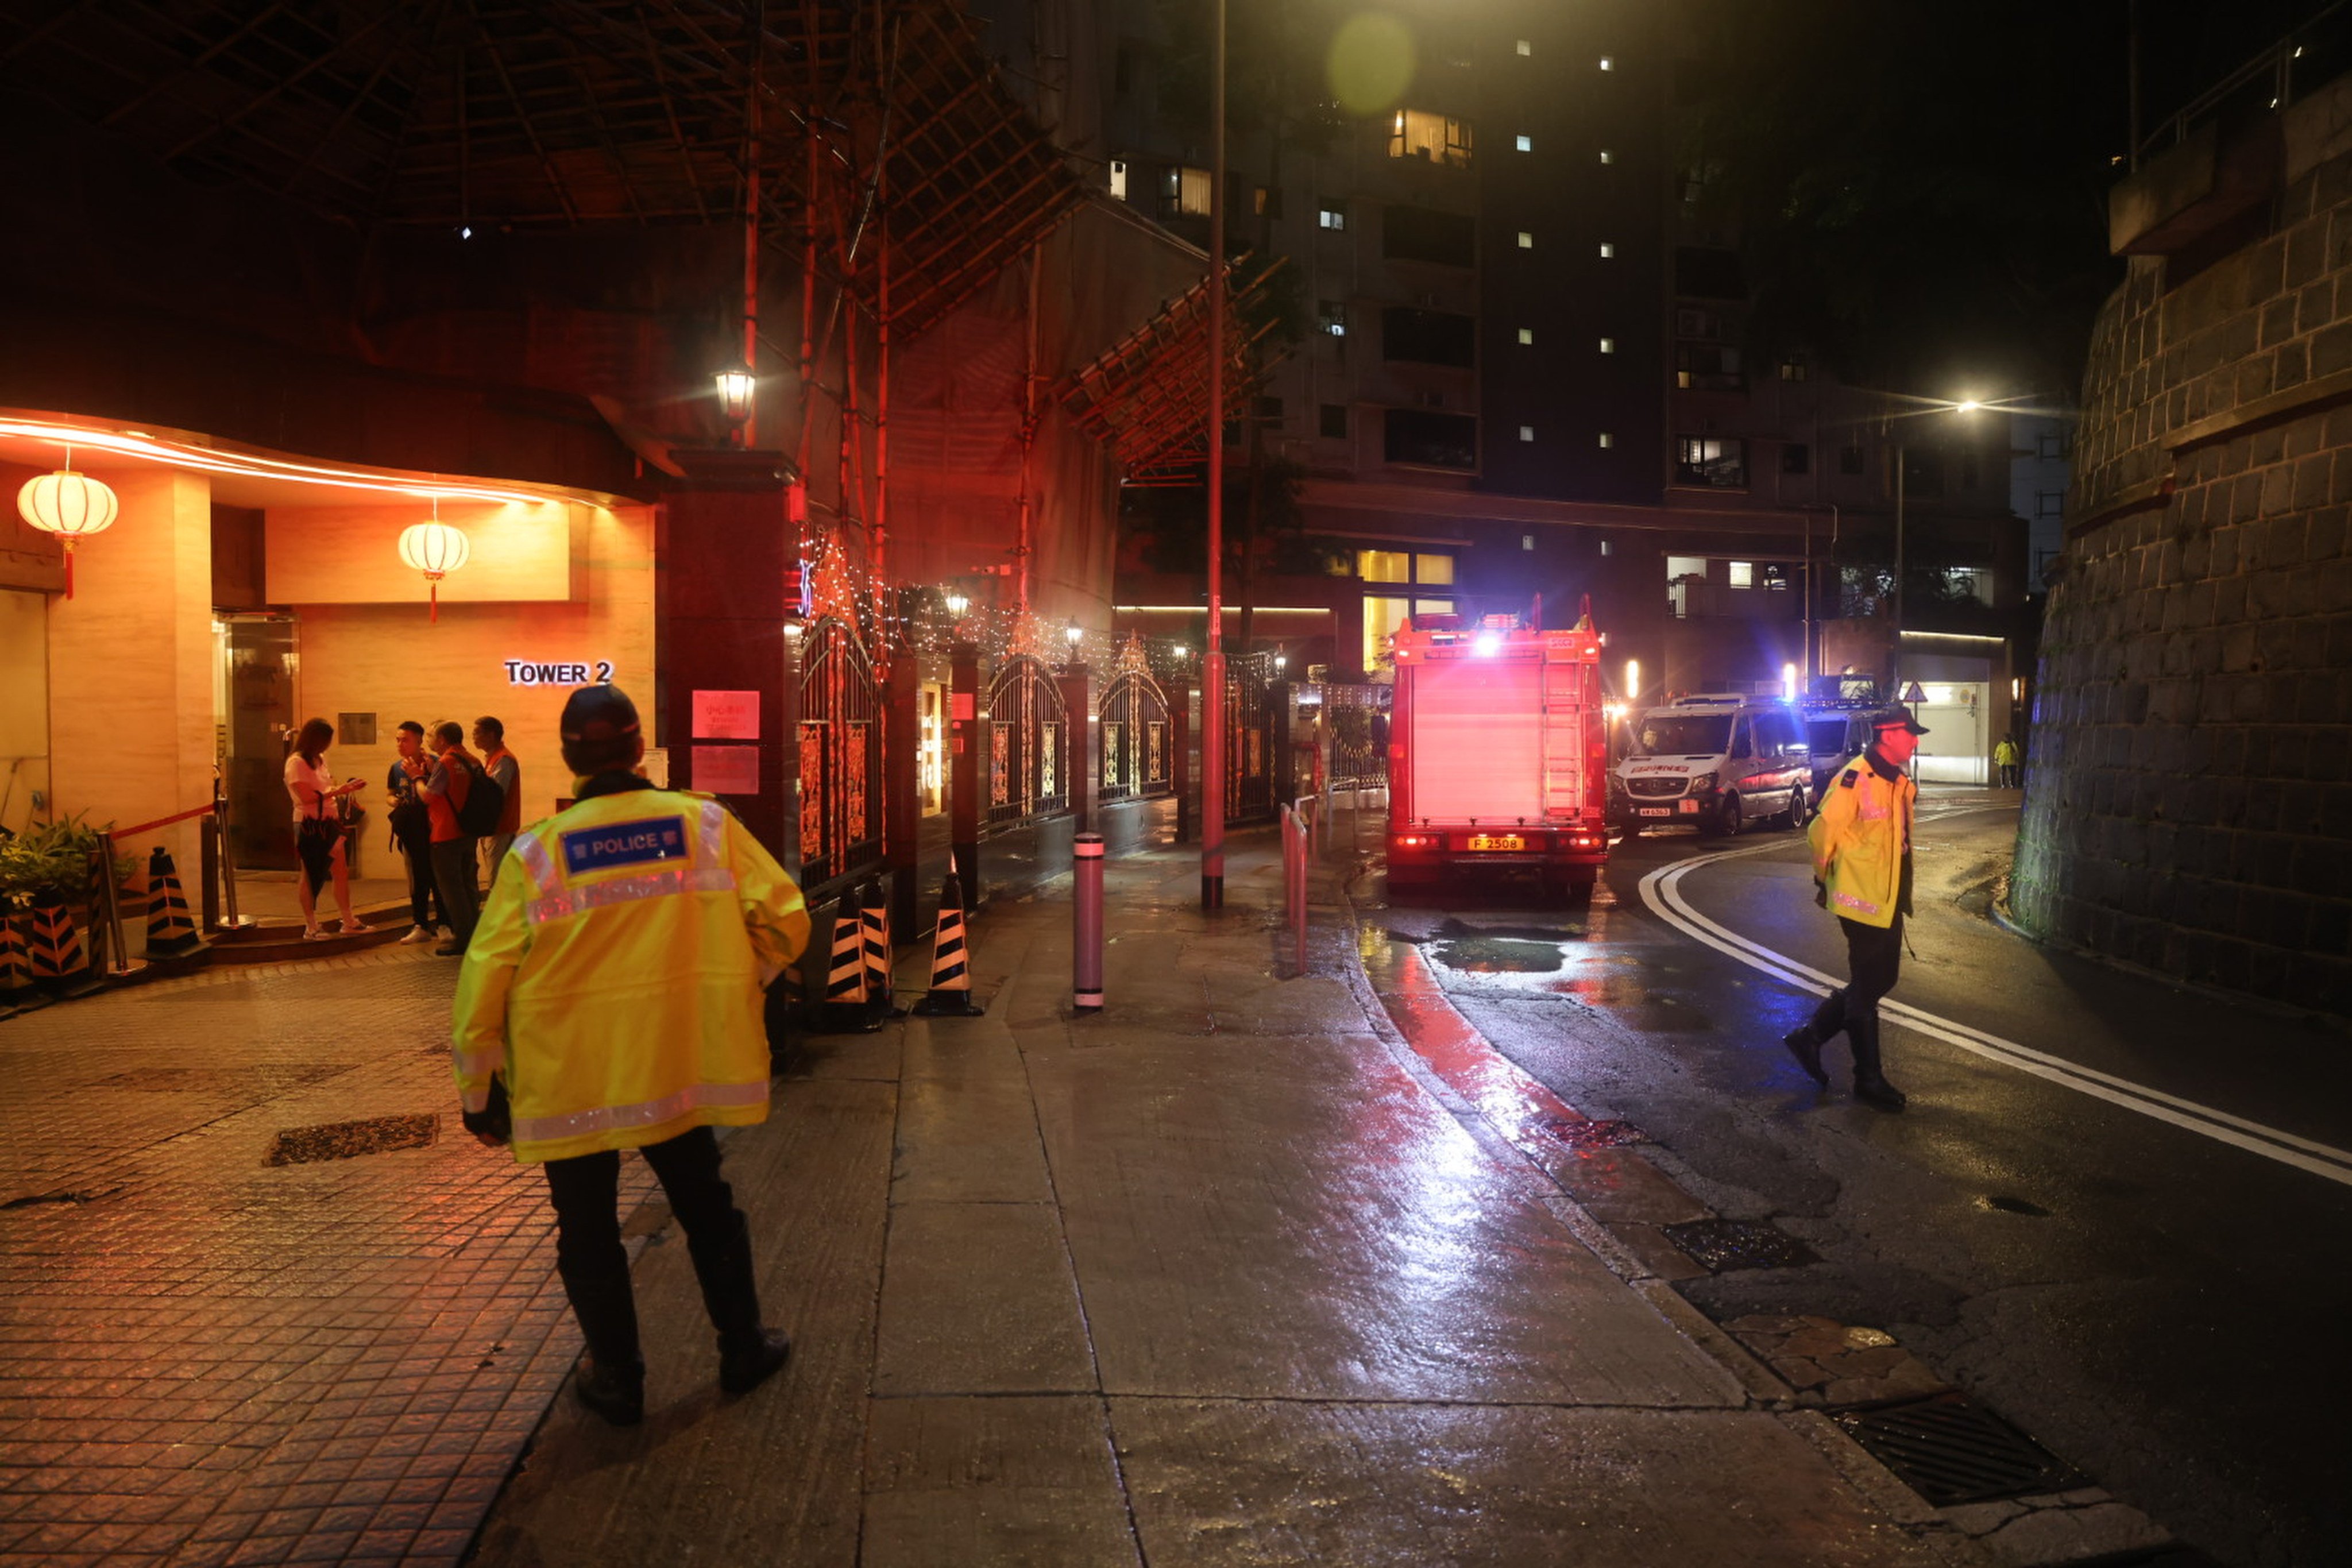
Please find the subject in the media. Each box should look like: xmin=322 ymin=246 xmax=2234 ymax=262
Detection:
xmin=1201 ymin=0 xmax=1230 ymax=913
xmin=714 ymin=366 xmax=756 ymax=430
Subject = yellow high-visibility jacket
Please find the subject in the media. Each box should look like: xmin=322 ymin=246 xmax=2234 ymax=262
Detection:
xmin=1806 ymin=751 xmax=1915 ymax=929
xmin=450 ymin=781 xmax=810 ymax=1163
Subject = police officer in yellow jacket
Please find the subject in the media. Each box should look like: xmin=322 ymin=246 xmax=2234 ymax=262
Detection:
xmin=1781 ymin=707 xmax=1925 ymax=1111
xmin=452 ymin=685 xmax=812 ymax=1425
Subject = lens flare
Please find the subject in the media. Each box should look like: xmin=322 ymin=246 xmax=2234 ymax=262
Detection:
xmin=1327 ymin=13 xmax=1416 ymax=117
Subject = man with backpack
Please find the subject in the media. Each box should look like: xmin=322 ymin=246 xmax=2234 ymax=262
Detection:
xmin=422 ymin=719 xmax=505 ymax=956
xmin=473 ymin=715 xmax=523 ymax=872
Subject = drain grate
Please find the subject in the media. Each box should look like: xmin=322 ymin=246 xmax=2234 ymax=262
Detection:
xmin=265 ymin=1114 xmax=439 ymax=1167
xmin=1658 ymin=1216 xmax=1819 ymax=1272
xmin=1834 ymin=1393 xmax=2084 ymax=1506
xmin=1543 ymin=1117 xmax=1644 ymax=1150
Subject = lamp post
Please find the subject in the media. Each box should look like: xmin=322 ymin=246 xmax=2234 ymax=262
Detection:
xmin=1880 ymin=394 xmax=1990 ymax=694
xmin=1201 ymin=0 xmax=1229 ymax=913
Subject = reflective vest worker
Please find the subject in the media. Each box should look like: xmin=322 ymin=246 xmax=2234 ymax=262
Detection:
xmin=450 ymin=683 xmax=812 ymax=1426
xmin=1778 ymin=706 xmax=1925 ymax=1113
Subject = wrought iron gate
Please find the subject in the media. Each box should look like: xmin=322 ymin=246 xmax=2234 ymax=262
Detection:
xmin=1321 ymin=682 xmax=1391 ymax=789
xmin=1225 ymin=651 xmax=1276 ymax=821
xmin=1099 ymin=669 xmax=1173 ymax=802
xmin=798 ymin=616 xmax=883 ymax=893
xmin=984 ymin=654 xmax=1068 ymax=830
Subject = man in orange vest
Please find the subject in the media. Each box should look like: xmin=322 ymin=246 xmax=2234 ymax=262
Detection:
xmin=1782 ymin=707 xmax=1924 ymax=1112
xmin=451 ymin=685 xmax=810 ymax=1425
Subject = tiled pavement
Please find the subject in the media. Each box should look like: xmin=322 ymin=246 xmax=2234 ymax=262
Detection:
xmin=0 ymin=948 xmax=643 ymax=1567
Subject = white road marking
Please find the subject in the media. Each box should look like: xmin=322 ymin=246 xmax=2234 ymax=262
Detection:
xmin=1635 ymin=824 xmax=2352 ymax=1190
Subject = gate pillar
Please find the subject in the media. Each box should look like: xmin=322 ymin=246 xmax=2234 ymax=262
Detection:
xmin=657 ymin=451 xmax=801 ymax=869
xmin=886 ymin=649 xmax=922 ymax=950
xmin=1059 ymin=662 xmax=1092 ymax=835
xmin=949 ymin=640 xmax=981 ymax=906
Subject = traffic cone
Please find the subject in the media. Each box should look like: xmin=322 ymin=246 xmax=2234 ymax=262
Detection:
xmin=910 ymin=872 xmax=982 ymax=1017
xmin=814 ymin=894 xmax=880 ymax=1033
xmin=857 ymin=879 xmax=894 ymax=1021
xmin=0 ymin=911 xmax=33 ymax=999
xmin=26 ymin=890 xmax=86 ymax=989
xmin=143 ymin=845 xmax=205 ymax=959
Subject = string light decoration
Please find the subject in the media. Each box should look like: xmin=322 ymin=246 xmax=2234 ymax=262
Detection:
xmin=17 ymin=445 xmax=118 ymax=600
xmin=396 ymin=499 xmax=472 ymax=621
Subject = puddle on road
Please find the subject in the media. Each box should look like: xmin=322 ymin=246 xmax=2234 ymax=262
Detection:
xmin=1426 ymin=936 xmax=1567 ymax=974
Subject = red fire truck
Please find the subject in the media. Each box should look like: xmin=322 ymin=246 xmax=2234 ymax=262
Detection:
xmin=1384 ymin=611 xmax=1611 ymax=899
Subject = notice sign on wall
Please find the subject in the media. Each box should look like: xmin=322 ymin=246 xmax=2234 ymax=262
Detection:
xmin=505 ymin=659 xmax=613 ymax=686
xmin=692 ymin=744 xmax=760 ymax=796
xmin=693 ymin=689 xmax=761 ymax=740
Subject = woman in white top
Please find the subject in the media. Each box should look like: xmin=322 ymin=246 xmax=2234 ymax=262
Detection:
xmin=284 ymin=717 xmax=368 ymax=940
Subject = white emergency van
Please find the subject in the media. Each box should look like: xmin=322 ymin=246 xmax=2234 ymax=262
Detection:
xmin=1612 ymin=694 xmax=1812 ymax=837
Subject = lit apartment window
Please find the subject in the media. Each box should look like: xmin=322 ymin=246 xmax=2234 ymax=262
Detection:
xmin=1675 ymin=436 xmax=1748 ymax=488
xmin=1515 ymin=38 xmax=1532 ymax=56
xmin=1515 ymin=134 xmax=1532 ymax=152
xmin=1318 ymin=300 xmax=1347 ymax=338
xmin=1522 ymin=534 xmax=1536 ymax=551
xmin=1728 ymin=560 xmax=1755 ymax=588
xmin=1318 ymin=200 xmax=1347 ymax=231
xmin=1598 ymin=431 xmax=1615 ymax=448
xmin=1517 ymin=230 xmax=1534 ymax=249
xmin=1516 ymin=327 xmax=1534 ymax=345
xmin=1598 ymin=242 xmax=1615 ymax=258
xmin=1253 ymin=186 xmax=1282 ymax=218
xmin=1519 ymin=425 xmax=1536 ymax=442
xmin=1160 ymin=165 xmax=1211 ymax=217
xmin=1598 ymin=149 xmax=1614 ymax=165
xmin=1109 ymin=160 xmax=1128 ymax=202
xmin=1598 ymin=56 xmax=1614 ymax=71
xmin=1779 ymin=355 xmax=1808 ymax=381
xmin=1600 ymin=539 xmax=1613 ymax=555
xmin=1389 ymin=109 xmax=1476 ymax=168
xmin=1598 ymin=337 xmax=1615 ymax=354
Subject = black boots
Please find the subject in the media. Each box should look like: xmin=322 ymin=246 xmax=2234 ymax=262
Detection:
xmin=719 ymin=1328 xmax=794 ymax=1395
xmin=1781 ymin=1026 xmax=1829 ymax=1087
xmin=689 ymin=1210 xmax=793 ymax=1395
xmin=573 ymin=1355 xmax=646 ymax=1426
xmin=1848 ymin=1015 xmax=1908 ymax=1113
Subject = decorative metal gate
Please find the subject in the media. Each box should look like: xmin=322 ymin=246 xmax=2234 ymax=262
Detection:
xmin=1225 ymin=651 xmax=1276 ymax=821
xmin=984 ymin=654 xmax=1068 ymax=829
xmin=798 ymin=616 xmax=883 ymax=893
xmin=1321 ymin=682 xmax=1391 ymax=788
xmin=1099 ymin=639 xmax=1173 ymax=804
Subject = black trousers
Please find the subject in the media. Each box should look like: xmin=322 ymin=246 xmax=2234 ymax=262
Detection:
xmin=1808 ymin=914 xmax=1903 ymax=1076
xmin=429 ymin=838 xmax=481 ymax=948
xmin=395 ymin=823 xmax=441 ymax=928
xmin=541 ymin=1126 xmax=763 ymax=1372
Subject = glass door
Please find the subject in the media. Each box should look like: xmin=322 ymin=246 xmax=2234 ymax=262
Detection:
xmin=218 ymin=614 xmax=298 ymax=870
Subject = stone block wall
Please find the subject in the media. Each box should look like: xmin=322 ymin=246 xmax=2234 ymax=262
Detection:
xmin=2013 ymin=103 xmax=2352 ymax=1017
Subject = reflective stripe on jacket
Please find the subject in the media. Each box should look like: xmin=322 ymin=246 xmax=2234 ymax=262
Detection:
xmin=1805 ymin=751 xmax=1915 ymax=930
xmin=449 ymin=785 xmax=811 ymax=1163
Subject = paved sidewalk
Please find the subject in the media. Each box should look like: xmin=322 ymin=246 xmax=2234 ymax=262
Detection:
xmin=1 ymin=830 xmax=1963 ymax=1566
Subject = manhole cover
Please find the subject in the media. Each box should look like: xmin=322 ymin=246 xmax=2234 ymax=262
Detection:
xmin=1833 ymin=1392 xmax=2085 ymax=1506
xmin=1658 ymin=1217 xmax=1819 ymax=1272
xmin=1543 ymin=1117 xmax=1644 ymax=1150
xmin=265 ymin=1114 xmax=439 ymax=1167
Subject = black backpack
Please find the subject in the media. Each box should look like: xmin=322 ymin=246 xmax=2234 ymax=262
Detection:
xmin=455 ymin=756 xmax=506 ymax=836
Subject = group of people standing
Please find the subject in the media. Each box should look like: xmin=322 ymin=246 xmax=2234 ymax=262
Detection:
xmin=279 ymin=715 xmax=521 ymax=952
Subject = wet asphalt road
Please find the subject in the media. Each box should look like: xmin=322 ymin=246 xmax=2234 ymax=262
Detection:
xmin=1368 ymin=789 xmax=2352 ymax=1568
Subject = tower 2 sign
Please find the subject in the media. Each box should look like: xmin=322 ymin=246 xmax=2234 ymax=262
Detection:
xmin=504 ymin=659 xmax=615 ymax=686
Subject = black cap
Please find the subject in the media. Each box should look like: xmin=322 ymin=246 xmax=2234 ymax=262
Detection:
xmin=559 ymin=683 xmax=642 ymax=743
xmin=1871 ymin=706 xmax=1928 ymax=736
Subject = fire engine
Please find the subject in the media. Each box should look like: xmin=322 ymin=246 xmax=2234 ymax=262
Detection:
xmin=1384 ymin=610 xmax=1611 ymax=899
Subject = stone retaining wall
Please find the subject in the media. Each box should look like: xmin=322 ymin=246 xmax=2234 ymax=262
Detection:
xmin=2013 ymin=101 xmax=2352 ymax=1017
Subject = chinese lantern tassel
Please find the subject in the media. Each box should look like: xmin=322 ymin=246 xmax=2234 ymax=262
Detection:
xmin=63 ymin=544 xmax=74 ymax=602
xmin=429 ymin=579 xmax=439 ymax=623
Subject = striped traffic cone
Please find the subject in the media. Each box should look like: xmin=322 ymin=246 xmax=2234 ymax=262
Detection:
xmin=144 ymin=845 xmax=205 ymax=959
xmin=910 ymin=872 xmax=982 ymax=1017
xmin=26 ymin=890 xmax=86 ymax=990
xmin=814 ymin=894 xmax=879 ymax=1033
xmin=0 ymin=910 xmax=33 ymax=999
xmin=857 ymin=879 xmax=894 ymax=1022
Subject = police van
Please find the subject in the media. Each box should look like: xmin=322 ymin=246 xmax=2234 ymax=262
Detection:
xmin=1612 ymin=694 xmax=1812 ymax=837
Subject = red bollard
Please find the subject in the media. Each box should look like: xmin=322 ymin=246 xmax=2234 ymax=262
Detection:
xmin=1073 ymin=833 xmax=1104 ymax=1013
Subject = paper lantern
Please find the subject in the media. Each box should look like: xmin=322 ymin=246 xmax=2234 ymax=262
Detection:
xmin=17 ymin=465 xmax=118 ymax=600
xmin=397 ymin=519 xmax=471 ymax=621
